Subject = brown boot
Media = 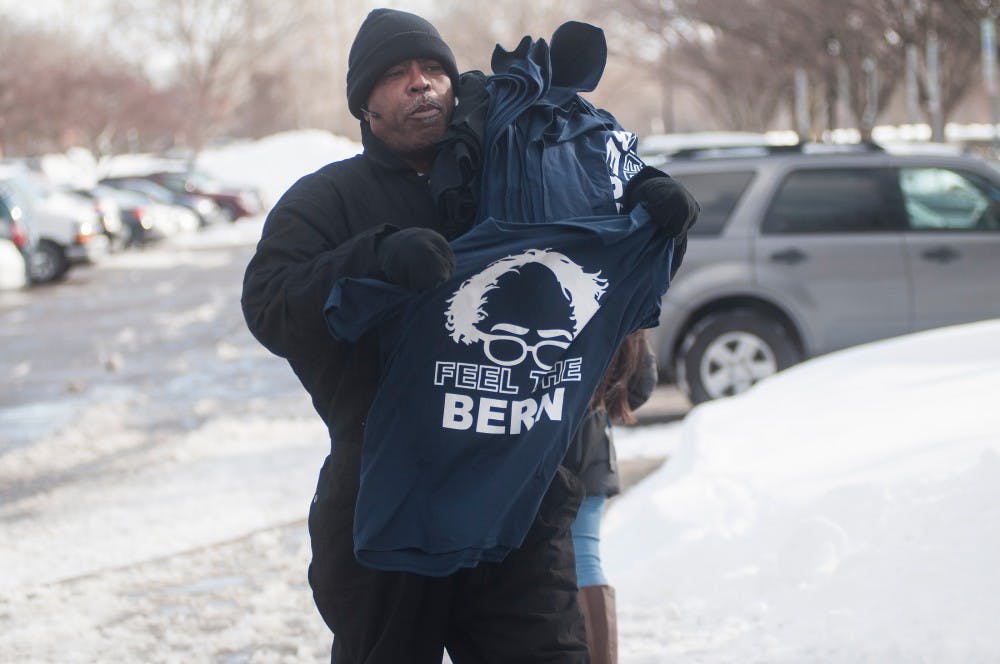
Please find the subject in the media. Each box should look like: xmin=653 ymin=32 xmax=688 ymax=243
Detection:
xmin=578 ymin=584 xmax=617 ymax=664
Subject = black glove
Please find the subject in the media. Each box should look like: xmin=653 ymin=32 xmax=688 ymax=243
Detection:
xmin=377 ymin=227 xmax=456 ymax=292
xmin=626 ymin=176 xmax=700 ymax=238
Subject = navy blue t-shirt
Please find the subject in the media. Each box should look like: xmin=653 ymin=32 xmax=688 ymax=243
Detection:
xmin=479 ymin=21 xmax=645 ymax=224
xmin=325 ymin=208 xmax=673 ymax=575
xmin=323 ymin=21 xmax=674 ymax=575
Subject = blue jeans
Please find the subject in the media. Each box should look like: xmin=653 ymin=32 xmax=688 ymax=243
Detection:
xmin=570 ymin=495 xmax=607 ymax=587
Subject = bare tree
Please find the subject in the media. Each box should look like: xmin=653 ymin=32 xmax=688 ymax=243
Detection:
xmin=108 ymin=0 xmax=316 ymax=156
xmin=593 ymin=0 xmax=913 ymax=137
xmin=5 ymin=0 xmax=998 ymax=158
xmin=293 ymin=1 xmax=378 ymax=139
xmin=432 ymin=0 xmax=665 ymax=134
xmin=0 ymin=15 xmax=180 ymax=157
xmin=432 ymin=0 xmax=605 ymax=73
xmin=674 ymin=36 xmax=792 ymax=132
xmin=875 ymin=0 xmax=988 ymax=135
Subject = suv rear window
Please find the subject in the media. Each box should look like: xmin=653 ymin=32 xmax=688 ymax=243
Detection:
xmin=672 ymin=171 xmax=754 ymax=236
xmin=763 ymin=168 xmax=899 ymax=234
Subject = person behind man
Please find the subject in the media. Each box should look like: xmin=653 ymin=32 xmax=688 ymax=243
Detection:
xmin=241 ymin=9 xmax=590 ymax=662
xmin=565 ymin=330 xmax=658 ymax=664
xmin=242 ymin=8 xmax=698 ymax=663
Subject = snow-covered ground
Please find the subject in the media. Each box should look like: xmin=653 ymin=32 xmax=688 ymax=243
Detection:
xmin=4 ymin=131 xmax=1000 ymax=662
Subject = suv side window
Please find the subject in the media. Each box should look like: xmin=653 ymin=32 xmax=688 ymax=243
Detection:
xmin=673 ymin=171 xmax=755 ymax=236
xmin=899 ymin=167 xmax=1000 ymax=231
xmin=763 ymin=168 xmax=899 ymax=234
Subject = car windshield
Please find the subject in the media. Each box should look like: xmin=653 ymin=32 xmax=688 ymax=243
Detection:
xmin=186 ymin=171 xmax=224 ymax=192
xmin=100 ymin=186 xmax=149 ymax=208
xmin=117 ymin=180 xmax=173 ymax=203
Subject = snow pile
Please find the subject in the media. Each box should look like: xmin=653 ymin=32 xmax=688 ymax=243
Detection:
xmin=604 ymin=320 xmax=1000 ymax=662
xmin=197 ymin=130 xmax=362 ymax=207
xmin=614 ymin=421 xmax=683 ymax=460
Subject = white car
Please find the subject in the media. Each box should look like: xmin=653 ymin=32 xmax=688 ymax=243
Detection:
xmin=73 ymin=186 xmax=126 ymax=250
xmin=0 ymin=166 xmax=109 ymax=282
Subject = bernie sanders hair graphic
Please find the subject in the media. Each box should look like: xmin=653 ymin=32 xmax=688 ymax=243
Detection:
xmin=444 ymin=248 xmax=608 ymax=369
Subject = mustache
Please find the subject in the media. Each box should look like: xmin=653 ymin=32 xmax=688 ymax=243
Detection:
xmin=403 ymin=95 xmax=442 ymax=115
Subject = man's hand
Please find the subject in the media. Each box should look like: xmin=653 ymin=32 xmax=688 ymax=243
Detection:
xmin=377 ymin=227 xmax=456 ymax=292
xmin=627 ymin=176 xmax=700 ymax=238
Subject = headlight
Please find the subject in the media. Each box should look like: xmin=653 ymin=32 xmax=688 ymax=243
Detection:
xmin=135 ymin=209 xmax=154 ymax=230
xmin=75 ymin=221 xmax=96 ymax=244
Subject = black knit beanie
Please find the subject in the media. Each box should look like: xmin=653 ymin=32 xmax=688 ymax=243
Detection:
xmin=346 ymin=9 xmax=460 ymax=120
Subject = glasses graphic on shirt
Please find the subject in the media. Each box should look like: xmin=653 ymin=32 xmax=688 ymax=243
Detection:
xmin=482 ymin=323 xmax=572 ymax=370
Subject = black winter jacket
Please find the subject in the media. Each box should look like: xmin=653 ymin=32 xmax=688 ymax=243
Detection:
xmin=241 ymin=126 xmax=452 ymax=447
xmin=564 ymin=336 xmax=657 ymax=497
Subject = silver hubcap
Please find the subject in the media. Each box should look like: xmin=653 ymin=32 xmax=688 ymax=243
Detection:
xmin=700 ymin=331 xmax=777 ymax=398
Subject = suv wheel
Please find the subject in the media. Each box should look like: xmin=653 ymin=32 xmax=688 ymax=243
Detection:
xmin=28 ymin=240 xmax=69 ymax=283
xmin=676 ymin=309 xmax=800 ymax=403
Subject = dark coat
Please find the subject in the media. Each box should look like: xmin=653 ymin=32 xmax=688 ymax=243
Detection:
xmin=565 ymin=336 xmax=657 ymax=497
xmin=241 ymin=125 xmax=451 ymax=448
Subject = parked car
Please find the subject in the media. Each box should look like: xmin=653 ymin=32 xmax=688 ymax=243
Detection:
xmin=646 ymin=142 xmax=1000 ymax=403
xmin=144 ymin=170 xmax=265 ymax=221
xmin=94 ymin=185 xmax=193 ymax=246
xmin=100 ymin=177 xmax=223 ymax=228
xmin=0 ymin=185 xmax=37 ymax=265
xmin=0 ymin=166 xmax=107 ymax=283
xmin=71 ymin=187 xmax=126 ymax=251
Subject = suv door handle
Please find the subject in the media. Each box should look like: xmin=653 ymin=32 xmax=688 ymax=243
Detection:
xmin=921 ymin=245 xmax=959 ymax=263
xmin=770 ymin=248 xmax=807 ymax=265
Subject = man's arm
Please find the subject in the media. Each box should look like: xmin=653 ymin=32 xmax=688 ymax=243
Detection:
xmin=242 ymin=172 xmax=456 ymax=361
xmin=241 ymin=177 xmax=387 ymax=360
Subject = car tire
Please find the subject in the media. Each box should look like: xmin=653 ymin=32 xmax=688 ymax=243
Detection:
xmin=28 ymin=240 xmax=69 ymax=283
xmin=676 ymin=308 xmax=800 ymax=404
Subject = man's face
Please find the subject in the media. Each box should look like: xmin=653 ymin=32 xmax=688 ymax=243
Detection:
xmin=365 ymin=58 xmax=454 ymax=161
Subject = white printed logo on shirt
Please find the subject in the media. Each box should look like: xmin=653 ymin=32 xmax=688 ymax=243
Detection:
xmin=435 ymin=248 xmax=608 ymax=434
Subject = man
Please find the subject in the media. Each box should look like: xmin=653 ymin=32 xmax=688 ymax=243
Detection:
xmin=242 ymin=9 xmax=589 ymax=662
xmin=243 ymin=8 xmax=698 ymax=663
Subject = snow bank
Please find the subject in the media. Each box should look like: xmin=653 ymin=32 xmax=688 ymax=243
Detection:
xmin=196 ymin=130 xmax=362 ymax=207
xmin=604 ymin=320 xmax=1000 ymax=662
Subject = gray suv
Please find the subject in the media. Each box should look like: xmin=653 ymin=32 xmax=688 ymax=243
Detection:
xmin=649 ymin=144 xmax=1000 ymax=403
